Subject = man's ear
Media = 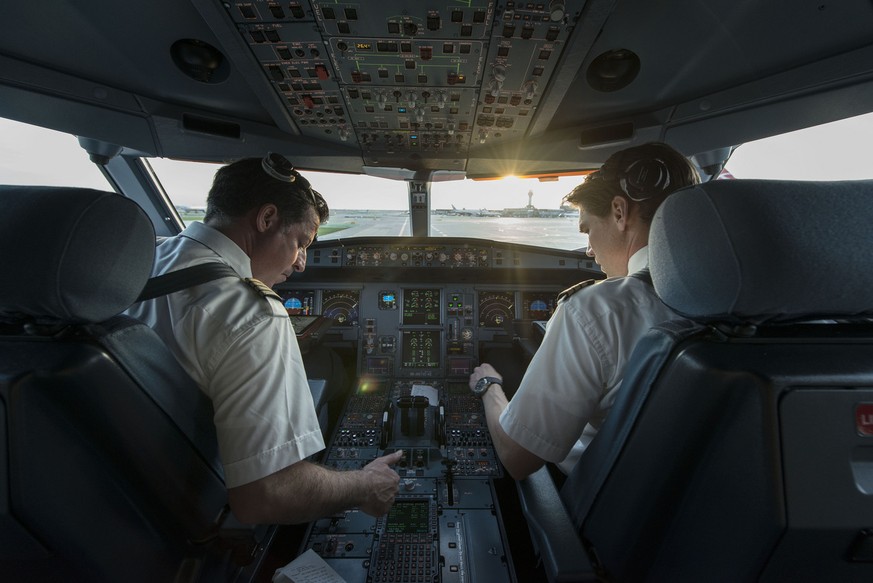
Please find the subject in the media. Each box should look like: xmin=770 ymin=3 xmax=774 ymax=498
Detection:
xmin=611 ymin=196 xmax=629 ymax=231
xmin=255 ymin=203 xmax=280 ymax=233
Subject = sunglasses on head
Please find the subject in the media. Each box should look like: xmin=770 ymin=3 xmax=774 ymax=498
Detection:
xmin=261 ymin=152 xmax=319 ymax=208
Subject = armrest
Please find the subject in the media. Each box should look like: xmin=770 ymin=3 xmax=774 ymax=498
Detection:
xmin=516 ymin=467 xmax=598 ymax=583
xmin=517 ymin=321 xmax=549 ymax=358
xmin=517 ymin=338 xmax=541 ymax=359
xmin=194 ymin=508 xmax=278 ymax=580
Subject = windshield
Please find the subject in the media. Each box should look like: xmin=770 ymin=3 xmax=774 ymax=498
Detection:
xmin=147 ymin=110 xmax=873 ymax=248
xmin=725 ymin=111 xmax=873 ymax=180
xmin=0 ymin=118 xmax=110 ymax=190
xmin=429 ymin=176 xmax=584 ymax=249
xmin=149 ymin=156 xmax=589 ymax=249
xmin=5 ymin=112 xmax=873 ymax=251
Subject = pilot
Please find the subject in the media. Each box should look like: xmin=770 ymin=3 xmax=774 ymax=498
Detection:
xmin=126 ymin=154 xmax=402 ymax=524
xmin=468 ymin=142 xmax=700 ymax=479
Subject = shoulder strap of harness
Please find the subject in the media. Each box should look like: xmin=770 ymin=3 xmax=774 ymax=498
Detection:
xmin=137 ymin=263 xmax=283 ymax=305
xmin=136 ymin=262 xmax=239 ymax=303
xmin=629 ymin=267 xmax=653 ymax=286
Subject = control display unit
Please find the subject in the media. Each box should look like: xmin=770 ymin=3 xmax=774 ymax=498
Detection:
xmin=385 ymin=499 xmax=430 ymax=534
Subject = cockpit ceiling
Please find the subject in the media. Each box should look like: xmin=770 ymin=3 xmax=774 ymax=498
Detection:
xmin=2 ymin=0 xmax=873 ymax=176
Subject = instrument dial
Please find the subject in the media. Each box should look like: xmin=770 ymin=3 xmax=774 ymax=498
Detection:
xmin=322 ymin=289 xmax=360 ymax=326
xmin=478 ymin=291 xmax=515 ymax=328
xmin=522 ymin=291 xmax=558 ymax=320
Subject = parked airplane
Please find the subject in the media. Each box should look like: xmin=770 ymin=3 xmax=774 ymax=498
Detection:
xmin=448 ymin=204 xmax=503 ymax=217
xmin=2 ymin=1 xmax=873 ymax=582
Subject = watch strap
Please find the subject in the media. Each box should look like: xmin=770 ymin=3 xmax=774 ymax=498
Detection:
xmin=474 ymin=375 xmax=502 ymax=396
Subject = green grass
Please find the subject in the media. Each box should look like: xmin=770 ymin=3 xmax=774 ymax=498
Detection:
xmin=178 ymin=215 xmax=355 ymax=238
xmin=318 ymin=223 xmax=354 ymax=236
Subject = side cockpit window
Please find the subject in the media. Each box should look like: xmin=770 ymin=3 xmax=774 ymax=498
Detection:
xmin=0 ymin=118 xmax=110 ymax=190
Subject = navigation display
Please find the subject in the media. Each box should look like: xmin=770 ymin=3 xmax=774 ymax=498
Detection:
xmin=322 ymin=289 xmax=361 ymax=326
xmin=402 ymin=288 xmax=441 ymax=325
xmin=400 ymin=330 xmax=440 ymax=369
xmin=478 ymin=290 xmax=514 ymax=327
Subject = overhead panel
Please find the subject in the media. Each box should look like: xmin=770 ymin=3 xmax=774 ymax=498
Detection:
xmin=471 ymin=1 xmax=578 ymax=149
xmin=227 ymin=1 xmax=585 ymax=171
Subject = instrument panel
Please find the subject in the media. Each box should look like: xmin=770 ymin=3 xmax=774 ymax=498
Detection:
xmin=308 ymin=240 xmax=596 ymax=271
xmin=302 ymin=379 xmax=515 ymax=583
xmin=276 ymin=282 xmax=561 ymax=380
xmin=334 ymin=244 xmax=492 ymax=268
xmin=276 ymin=241 xmax=592 ymax=582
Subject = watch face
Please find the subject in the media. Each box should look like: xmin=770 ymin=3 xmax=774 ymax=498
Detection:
xmin=474 ymin=377 xmax=498 ymax=396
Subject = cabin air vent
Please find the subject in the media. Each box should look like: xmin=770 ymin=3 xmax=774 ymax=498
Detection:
xmin=578 ymin=122 xmax=634 ymax=148
xmin=171 ymin=39 xmax=229 ymax=84
xmin=586 ymin=49 xmax=640 ymax=92
xmin=182 ymin=114 xmax=241 ymax=140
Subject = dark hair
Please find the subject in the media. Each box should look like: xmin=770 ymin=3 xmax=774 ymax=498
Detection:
xmin=204 ymin=158 xmax=329 ymax=228
xmin=564 ymin=142 xmax=700 ymax=222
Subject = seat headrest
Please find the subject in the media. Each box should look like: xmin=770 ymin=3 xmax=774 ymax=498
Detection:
xmin=0 ymin=186 xmax=155 ymax=323
xmin=649 ymin=179 xmax=873 ymax=323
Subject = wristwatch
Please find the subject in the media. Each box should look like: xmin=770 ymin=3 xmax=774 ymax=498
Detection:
xmin=472 ymin=376 xmax=502 ymax=397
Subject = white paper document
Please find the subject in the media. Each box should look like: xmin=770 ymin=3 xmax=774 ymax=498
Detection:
xmin=272 ymin=549 xmax=345 ymax=583
xmin=411 ymin=383 xmax=439 ymax=405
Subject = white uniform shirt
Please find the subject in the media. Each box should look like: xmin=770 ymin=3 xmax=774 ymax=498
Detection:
xmin=499 ymin=247 xmax=682 ymax=474
xmin=125 ymin=221 xmax=324 ymax=487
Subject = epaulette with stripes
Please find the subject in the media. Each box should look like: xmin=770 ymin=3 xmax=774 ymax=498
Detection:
xmin=244 ymin=277 xmax=283 ymax=303
xmin=557 ymin=278 xmax=597 ymax=303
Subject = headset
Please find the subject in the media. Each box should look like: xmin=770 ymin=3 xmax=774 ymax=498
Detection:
xmin=602 ymin=156 xmax=672 ymax=202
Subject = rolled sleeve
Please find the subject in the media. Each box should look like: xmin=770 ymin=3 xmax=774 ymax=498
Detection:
xmin=204 ymin=309 xmax=325 ymax=487
xmin=500 ymin=300 xmax=605 ymax=463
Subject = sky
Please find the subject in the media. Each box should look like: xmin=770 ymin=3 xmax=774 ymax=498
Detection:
xmin=4 ymin=111 xmax=873 ymax=209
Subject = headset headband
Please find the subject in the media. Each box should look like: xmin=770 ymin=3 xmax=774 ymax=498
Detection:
xmin=603 ymin=156 xmax=672 ymax=202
